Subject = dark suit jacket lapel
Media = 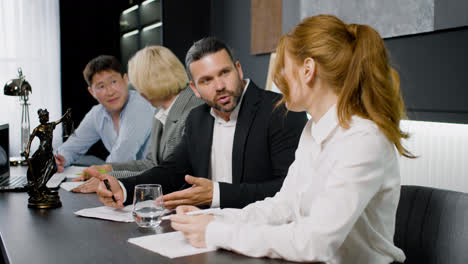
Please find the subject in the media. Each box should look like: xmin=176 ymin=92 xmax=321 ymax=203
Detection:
xmin=196 ymin=104 xmax=214 ymax=180
xmin=232 ymin=82 xmax=262 ymax=184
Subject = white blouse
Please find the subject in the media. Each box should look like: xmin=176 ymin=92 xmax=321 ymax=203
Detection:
xmin=205 ymin=105 xmax=406 ymax=264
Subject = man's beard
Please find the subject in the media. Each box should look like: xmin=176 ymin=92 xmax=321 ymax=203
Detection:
xmin=212 ymin=90 xmax=242 ymax=113
xmin=210 ymin=78 xmax=243 ymax=113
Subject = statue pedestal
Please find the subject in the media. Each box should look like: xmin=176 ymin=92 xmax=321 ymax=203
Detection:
xmin=28 ymin=190 xmax=62 ymax=209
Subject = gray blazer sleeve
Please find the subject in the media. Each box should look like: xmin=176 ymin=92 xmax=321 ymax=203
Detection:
xmin=108 ymin=169 xmax=145 ymax=179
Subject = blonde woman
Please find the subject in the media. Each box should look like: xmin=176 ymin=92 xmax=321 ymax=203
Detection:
xmin=73 ymin=46 xmax=203 ymax=192
xmin=170 ymin=15 xmax=414 ymax=263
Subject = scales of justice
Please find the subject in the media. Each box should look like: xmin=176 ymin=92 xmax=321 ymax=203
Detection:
xmin=6 ymin=69 xmax=73 ymax=209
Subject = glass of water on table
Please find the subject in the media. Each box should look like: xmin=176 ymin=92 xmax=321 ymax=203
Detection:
xmin=132 ymin=184 xmax=165 ymax=228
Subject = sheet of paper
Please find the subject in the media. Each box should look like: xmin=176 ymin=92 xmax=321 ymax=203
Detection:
xmin=60 ymin=181 xmax=84 ymax=192
xmin=61 ymin=165 xmax=87 ymax=179
xmin=128 ymin=231 xmax=216 ymax=258
xmin=75 ymin=205 xmax=134 ymax=222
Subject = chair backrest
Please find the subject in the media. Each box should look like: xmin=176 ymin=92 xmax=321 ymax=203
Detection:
xmin=394 ymin=185 xmax=468 ymax=264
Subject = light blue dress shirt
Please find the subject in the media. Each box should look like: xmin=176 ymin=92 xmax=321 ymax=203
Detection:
xmin=57 ymin=90 xmax=154 ymax=167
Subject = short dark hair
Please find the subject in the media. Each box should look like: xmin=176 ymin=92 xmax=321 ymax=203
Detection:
xmin=185 ymin=37 xmax=235 ymax=80
xmin=82 ymin=55 xmax=124 ymax=86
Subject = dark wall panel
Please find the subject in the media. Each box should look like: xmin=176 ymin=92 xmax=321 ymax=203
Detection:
xmin=60 ymin=0 xmax=126 ymax=126
xmin=282 ymin=0 xmax=301 ymax=34
xmin=60 ymin=0 xmax=210 ymax=123
xmin=434 ymin=0 xmax=468 ymax=30
xmin=212 ymin=0 xmax=270 ymax=88
xmin=162 ymin=0 xmax=211 ymax=65
xmin=385 ymin=26 xmax=468 ymax=123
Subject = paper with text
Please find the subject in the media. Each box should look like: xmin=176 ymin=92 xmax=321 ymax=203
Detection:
xmin=128 ymin=231 xmax=216 ymax=258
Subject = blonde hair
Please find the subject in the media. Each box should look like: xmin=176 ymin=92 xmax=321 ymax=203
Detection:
xmin=128 ymin=46 xmax=188 ymax=101
xmin=274 ymin=15 xmax=414 ymax=158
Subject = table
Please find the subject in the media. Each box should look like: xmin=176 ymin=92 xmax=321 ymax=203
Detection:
xmin=0 ymin=171 xmax=293 ymax=263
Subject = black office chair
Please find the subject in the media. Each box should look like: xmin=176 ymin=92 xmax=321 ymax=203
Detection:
xmin=393 ymin=185 xmax=468 ymax=264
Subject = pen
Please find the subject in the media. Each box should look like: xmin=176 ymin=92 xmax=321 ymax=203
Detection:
xmin=161 ymin=208 xmax=221 ymax=220
xmin=76 ymin=169 xmax=107 ymax=175
xmin=103 ymin=179 xmax=117 ymax=203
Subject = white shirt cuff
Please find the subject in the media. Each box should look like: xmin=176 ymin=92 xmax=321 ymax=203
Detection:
xmin=210 ymin=182 xmax=220 ymax=208
xmin=118 ymin=180 xmax=127 ymax=203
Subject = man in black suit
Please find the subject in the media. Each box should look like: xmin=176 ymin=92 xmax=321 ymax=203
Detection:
xmin=91 ymin=37 xmax=307 ymax=209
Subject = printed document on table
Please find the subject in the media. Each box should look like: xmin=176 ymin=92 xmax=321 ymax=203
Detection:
xmin=75 ymin=205 xmax=134 ymax=222
xmin=128 ymin=231 xmax=216 ymax=258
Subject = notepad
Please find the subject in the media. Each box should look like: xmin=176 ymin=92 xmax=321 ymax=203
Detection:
xmin=128 ymin=231 xmax=216 ymax=258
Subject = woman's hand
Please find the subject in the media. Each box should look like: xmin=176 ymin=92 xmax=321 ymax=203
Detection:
xmin=170 ymin=206 xmax=214 ymax=248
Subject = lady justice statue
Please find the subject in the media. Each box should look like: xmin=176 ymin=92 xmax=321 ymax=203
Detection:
xmin=22 ymin=108 xmax=72 ymax=208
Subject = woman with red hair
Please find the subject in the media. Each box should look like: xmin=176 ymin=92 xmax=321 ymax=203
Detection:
xmin=170 ymin=15 xmax=413 ymax=263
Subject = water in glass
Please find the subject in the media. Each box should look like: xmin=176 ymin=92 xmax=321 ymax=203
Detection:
xmin=132 ymin=184 xmax=164 ymax=228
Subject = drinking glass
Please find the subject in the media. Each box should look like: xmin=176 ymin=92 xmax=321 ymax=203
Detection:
xmin=132 ymin=184 xmax=164 ymax=228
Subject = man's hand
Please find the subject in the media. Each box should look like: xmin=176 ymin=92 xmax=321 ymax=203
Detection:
xmin=55 ymin=154 xmax=66 ymax=173
xmin=85 ymin=167 xmax=124 ymax=208
xmin=73 ymin=164 xmax=112 ymax=182
xmin=71 ymin=177 xmax=100 ymax=193
xmin=170 ymin=206 xmax=214 ymax=248
xmin=162 ymin=175 xmax=213 ymax=209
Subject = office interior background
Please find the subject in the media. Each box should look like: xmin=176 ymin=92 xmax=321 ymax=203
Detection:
xmin=1 ymin=0 xmax=468 ymax=192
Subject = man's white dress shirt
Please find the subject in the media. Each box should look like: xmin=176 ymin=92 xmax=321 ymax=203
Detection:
xmin=205 ymin=105 xmax=406 ymax=263
xmin=209 ymin=79 xmax=249 ymax=208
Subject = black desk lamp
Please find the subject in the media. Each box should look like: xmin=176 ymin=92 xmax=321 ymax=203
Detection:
xmin=3 ymin=68 xmax=32 ymax=155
